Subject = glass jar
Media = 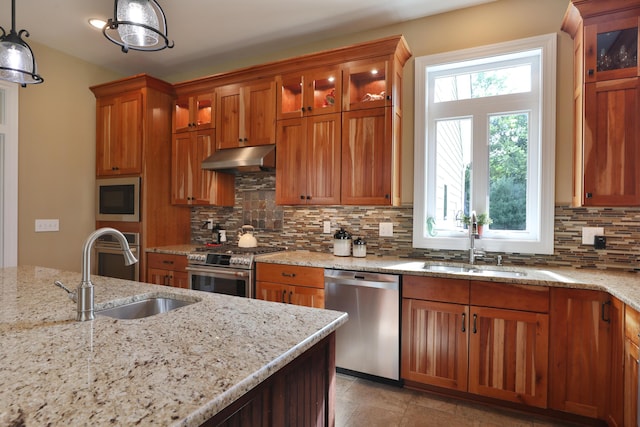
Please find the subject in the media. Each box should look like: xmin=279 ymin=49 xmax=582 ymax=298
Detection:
xmin=333 ymin=227 xmax=351 ymax=257
xmin=352 ymin=237 xmax=367 ymax=258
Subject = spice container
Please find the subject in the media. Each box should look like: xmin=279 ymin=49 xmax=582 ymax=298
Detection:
xmin=333 ymin=227 xmax=352 ymax=257
xmin=352 ymin=237 xmax=367 ymax=258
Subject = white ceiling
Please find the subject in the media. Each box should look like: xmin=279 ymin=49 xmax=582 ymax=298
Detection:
xmin=8 ymin=0 xmax=495 ymax=79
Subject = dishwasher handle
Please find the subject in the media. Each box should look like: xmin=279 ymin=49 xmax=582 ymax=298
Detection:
xmin=324 ymin=270 xmax=399 ymax=291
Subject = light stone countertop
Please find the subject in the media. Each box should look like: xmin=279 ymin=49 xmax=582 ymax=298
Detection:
xmin=0 ymin=265 xmax=348 ymax=426
xmin=254 ymin=250 xmax=640 ymax=312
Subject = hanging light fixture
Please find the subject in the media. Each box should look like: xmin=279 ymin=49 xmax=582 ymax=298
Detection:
xmin=0 ymin=0 xmax=43 ymax=87
xmin=103 ymin=0 xmax=174 ymax=53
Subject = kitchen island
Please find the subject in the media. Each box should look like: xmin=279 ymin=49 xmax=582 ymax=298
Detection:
xmin=0 ymin=266 xmax=347 ymax=426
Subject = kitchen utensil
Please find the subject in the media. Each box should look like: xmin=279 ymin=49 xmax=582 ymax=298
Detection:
xmin=333 ymin=227 xmax=351 ymax=256
xmin=238 ymin=225 xmax=258 ymax=248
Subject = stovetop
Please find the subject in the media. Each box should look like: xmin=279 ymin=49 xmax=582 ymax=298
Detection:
xmin=187 ymin=245 xmax=285 ymax=269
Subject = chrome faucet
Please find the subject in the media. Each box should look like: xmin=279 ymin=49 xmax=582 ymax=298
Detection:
xmin=468 ymin=211 xmax=485 ymax=264
xmin=77 ymin=227 xmax=138 ymax=321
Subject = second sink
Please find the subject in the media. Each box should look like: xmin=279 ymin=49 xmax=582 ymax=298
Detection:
xmin=97 ymin=296 xmax=198 ymax=320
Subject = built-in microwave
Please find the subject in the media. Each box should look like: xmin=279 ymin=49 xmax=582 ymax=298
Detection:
xmin=96 ymin=176 xmax=141 ymax=222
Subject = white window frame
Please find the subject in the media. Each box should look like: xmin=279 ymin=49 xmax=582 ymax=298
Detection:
xmin=413 ymin=33 xmax=556 ymax=255
xmin=0 ymin=81 xmax=18 ymax=267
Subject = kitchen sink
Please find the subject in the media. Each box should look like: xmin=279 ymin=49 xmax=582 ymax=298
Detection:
xmin=422 ymin=263 xmax=527 ymax=278
xmin=423 ymin=264 xmax=476 ymax=274
xmin=97 ymin=296 xmax=198 ymax=320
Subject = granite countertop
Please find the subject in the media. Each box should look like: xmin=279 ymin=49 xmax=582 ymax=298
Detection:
xmin=254 ymin=250 xmax=640 ymax=312
xmin=0 ymin=266 xmax=347 ymax=426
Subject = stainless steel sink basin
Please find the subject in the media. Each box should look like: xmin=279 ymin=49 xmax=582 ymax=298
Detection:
xmin=422 ymin=263 xmax=526 ymax=279
xmin=97 ymin=297 xmax=197 ymax=320
xmin=423 ymin=264 xmax=475 ymax=273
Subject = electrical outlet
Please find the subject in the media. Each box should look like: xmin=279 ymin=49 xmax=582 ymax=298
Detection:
xmin=323 ymin=221 xmax=331 ymax=234
xmin=582 ymin=226 xmax=604 ymax=245
xmin=207 ymin=219 xmax=214 ymax=230
xmin=35 ymin=219 xmax=59 ymax=232
xmin=379 ymin=222 xmax=394 ymax=237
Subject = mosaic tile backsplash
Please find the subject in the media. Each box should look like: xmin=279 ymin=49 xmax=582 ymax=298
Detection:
xmin=191 ymin=173 xmax=640 ymax=272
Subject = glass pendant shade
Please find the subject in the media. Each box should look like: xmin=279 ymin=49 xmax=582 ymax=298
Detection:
xmin=0 ymin=0 xmax=43 ymax=87
xmin=104 ymin=0 xmax=173 ymax=53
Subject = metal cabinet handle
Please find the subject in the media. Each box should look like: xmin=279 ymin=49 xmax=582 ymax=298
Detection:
xmin=162 ymin=260 xmax=174 ymax=265
xmin=472 ymin=314 xmax=477 ymax=334
xmin=281 ymin=272 xmax=296 ymax=278
xmin=281 ymin=290 xmax=286 ymax=303
xmin=289 ymin=291 xmax=293 ymax=304
xmin=601 ymin=300 xmax=611 ymax=323
xmin=461 ymin=312 xmax=466 ymax=333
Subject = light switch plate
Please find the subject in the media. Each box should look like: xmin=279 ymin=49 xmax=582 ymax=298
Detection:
xmin=323 ymin=221 xmax=331 ymax=234
xmin=379 ymin=222 xmax=394 ymax=237
xmin=35 ymin=219 xmax=59 ymax=232
xmin=582 ymin=226 xmax=604 ymax=245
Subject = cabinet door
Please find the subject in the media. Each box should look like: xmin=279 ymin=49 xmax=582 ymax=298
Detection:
xmin=276 ymin=118 xmax=308 ymax=204
xmin=171 ymin=132 xmax=193 ymax=205
xmin=341 ymin=107 xmax=392 ymax=205
xmin=289 ymin=286 xmax=325 ymax=308
xmin=190 ymin=129 xmax=217 ymax=205
xmin=244 ymin=81 xmax=276 ymax=147
xmin=96 ymin=91 xmax=143 ymax=176
xmin=468 ymin=306 xmax=548 ymax=408
xmin=303 ymin=67 xmax=342 ymax=117
xmin=624 ymin=339 xmax=639 ymax=427
xmin=306 ymin=113 xmax=341 ymax=205
xmin=549 ymin=288 xmax=613 ymax=419
xmin=401 ymin=298 xmax=469 ymax=392
xmin=255 ymin=281 xmax=290 ymax=304
xmin=147 ymin=267 xmax=170 ymax=286
xmin=172 ymin=271 xmax=189 ymax=289
xmin=174 ymin=93 xmax=214 ymax=133
xmin=216 ymin=84 xmax=241 ymax=149
xmin=343 ymin=58 xmax=390 ymax=111
xmin=583 ymin=78 xmax=640 ymax=206
xmin=584 ymin=16 xmax=640 ymax=83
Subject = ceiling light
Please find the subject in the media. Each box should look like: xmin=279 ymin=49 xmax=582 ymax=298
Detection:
xmin=103 ymin=0 xmax=174 ymax=53
xmin=0 ymin=0 xmax=43 ymax=87
xmin=89 ymin=19 xmax=107 ymax=30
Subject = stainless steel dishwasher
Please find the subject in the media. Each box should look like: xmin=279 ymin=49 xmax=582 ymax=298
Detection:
xmin=324 ymin=269 xmax=400 ymax=382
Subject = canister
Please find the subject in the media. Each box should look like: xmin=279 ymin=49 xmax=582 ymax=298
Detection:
xmin=333 ymin=227 xmax=352 ymax=257
xmin=352 ymin=237 xmax=367 ymax=258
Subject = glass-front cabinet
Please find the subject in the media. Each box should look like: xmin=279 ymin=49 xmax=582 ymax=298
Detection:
xmin=276 ymin=66 xmax=342 ymax=119
xmin=174 ymin=92 xmax=214 ymax=133
xmin=584 ymin=16 xmax=640 ymax=82
xmin=342 ymin=58 xmax=390 ymax=111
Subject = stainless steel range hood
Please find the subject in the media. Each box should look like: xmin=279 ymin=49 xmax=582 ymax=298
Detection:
xmin=201 ymin=145 xmax=276 ymax=173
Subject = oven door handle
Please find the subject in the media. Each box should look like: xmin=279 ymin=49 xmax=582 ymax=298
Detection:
xmin=186 ymin=265 xmax=250 ymax=279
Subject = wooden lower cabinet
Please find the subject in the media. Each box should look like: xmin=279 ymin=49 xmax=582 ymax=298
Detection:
xmin=401 ymin=276 xmax=549 ymax=408
xmin=255 ymin=263 xmax=325 ymax=308
xmin=205 ymin=333 xmax=336 ymax=426
xmin=147 ymin=253 xmax=188 ymax=289
xmin=549 ymin=288 xmax=616 ymax=419
xmin=625 ymin=305 xmax=640 ymax=427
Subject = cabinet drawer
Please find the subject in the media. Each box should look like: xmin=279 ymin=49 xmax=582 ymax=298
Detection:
xmin=147 ymin=253 xmax=187 ymax=271
xmin=403 ymin=275 xmax=469 ymax=305
xmin=626 ymin=305 xmax=640 ymax=344
xmin=256 ymin=263 xmax=324 ymax=288
xmin=470 ymin=281 xmax=549 ymax=313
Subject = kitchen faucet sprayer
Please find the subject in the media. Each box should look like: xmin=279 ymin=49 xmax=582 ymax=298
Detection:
xmin=77 ymin=227 xmax=137 ymax=321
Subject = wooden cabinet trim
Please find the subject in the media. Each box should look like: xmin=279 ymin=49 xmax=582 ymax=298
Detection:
xmin=470 ymin=281 xmax=549 ymax=313
xmin=256 ymin=263 xmax=324 ymax=288
xmin=627 ymin=304 xmax=640 ymax=344
xmin=147 ymin=253 xmax=187 ymax=271
xmin=402 ymin=275 xmax=469 ymax=305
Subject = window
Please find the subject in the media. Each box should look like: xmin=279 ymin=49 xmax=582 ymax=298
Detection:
xmin=413 ymin=34 xmax=556 ymax=254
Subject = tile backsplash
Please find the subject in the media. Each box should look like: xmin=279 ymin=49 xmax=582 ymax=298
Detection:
xmin=191 ymin=172 xmax=640 ymax=272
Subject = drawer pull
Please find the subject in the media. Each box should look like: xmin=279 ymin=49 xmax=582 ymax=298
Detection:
xmin=162 ymin=260 xmax=174 ymax=265
xmin=282 ymin=272 xmax=296 ymax=278
xmin=601 ymin=300 xmax=611 ymax=323
xmin=472 ymin=314 xmax=477 ymax=334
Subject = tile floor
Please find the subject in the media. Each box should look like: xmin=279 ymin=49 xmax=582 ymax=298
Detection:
xmin=335 ymin=374 xmax=582 ymax=427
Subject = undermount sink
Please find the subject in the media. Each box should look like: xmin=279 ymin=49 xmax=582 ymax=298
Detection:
xmin=422 ymin=263 xmax=527 ymax=279
xmin=97 ymin=296 xmax=198 ymax=320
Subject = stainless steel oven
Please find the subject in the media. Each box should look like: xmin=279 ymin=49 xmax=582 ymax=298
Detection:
xmin=94 ymin=231 xmax=140 ymax=281
xmin=186 ymin=246 xmax=284 ymax=298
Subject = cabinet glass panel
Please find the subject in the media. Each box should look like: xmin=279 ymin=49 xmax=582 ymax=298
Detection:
xmin=312 ymin=76 xmax=338 ymax=111
xmin=175 ymin=98 xmax=190 ymax=130
xmin=597 ymin=27 xmax=638 ymax=72
xmin=348 ymin=66 xmax=387 ymax=105
xmin=280 ymin=76 xmax=303 ymax=115
xmin=196 ymin=96 xmax=212 ymax=127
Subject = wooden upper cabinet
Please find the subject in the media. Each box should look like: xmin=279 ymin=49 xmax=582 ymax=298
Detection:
xmin=171 ymin=129 xmax=234 ymax=206
xmin=95 ymin=91 xmax=143 ymax=176
xmin=343 ymin=57 xmax=391 ymax=111
xmin=276 ymin=66 xmax=342 ymax=120
xmin=276 ymin=113 xmax=341 ymax=205
xmin=563 ymin=1 xmax=640 ymax=206
xmin=216 ymin=80 xmax=276 ymax=149
xmin=174 ymin=92 xmax=214 ymax=133
xmin=342 ymin=107 xmax=397 ymax=205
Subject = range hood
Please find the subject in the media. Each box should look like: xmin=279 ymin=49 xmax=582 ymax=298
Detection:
xmin=201 ymin=145 xmax=276 ymax=173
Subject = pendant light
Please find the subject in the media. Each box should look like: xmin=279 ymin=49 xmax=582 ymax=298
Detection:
xmin=0 ymin=0 xmax=43 ymax=87
xmin=103 ymin=0 xmax=174 ymax=53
